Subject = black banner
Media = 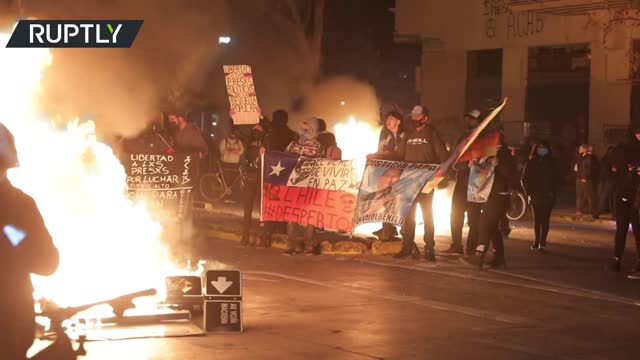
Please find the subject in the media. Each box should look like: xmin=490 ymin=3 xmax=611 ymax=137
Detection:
xmin=123 ymin=153 xmax=194 ymax=221
xmin=6 ymin=20 xmax=143 ymax=48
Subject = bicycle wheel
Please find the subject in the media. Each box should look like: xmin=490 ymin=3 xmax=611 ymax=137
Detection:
xmin=199 ymin=173 xmax=227 ymax=202
xmin=506 ymin=192 xmax=527 ymax=221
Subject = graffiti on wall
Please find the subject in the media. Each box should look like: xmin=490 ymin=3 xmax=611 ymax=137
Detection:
xmin=482 ymin=0 xmax=545 ymax=39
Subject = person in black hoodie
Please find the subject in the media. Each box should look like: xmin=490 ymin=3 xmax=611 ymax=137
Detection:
xmin=607 ymin=127 xmax=640 ymax=276
xmin=394 ymin=105 xmax=449 ymax=261
xmin=240 ymin=118 xmax=270 ymax=247
xmin=465 ymin=134 xmax=517 ymax=269
xmin=0 ymin=123 xmax=59 ymax=360
xmin=521 ymin=140 xmax=561 ymax=250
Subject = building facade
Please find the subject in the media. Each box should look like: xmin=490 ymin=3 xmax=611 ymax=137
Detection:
xmin=395 ymin=0 xmax=640 ymax=152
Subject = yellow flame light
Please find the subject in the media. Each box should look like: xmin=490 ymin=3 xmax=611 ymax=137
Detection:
xmin=333 ymin=116 xmax=452 ymax=239
xmin=0 ymin=31 xmax=175 ymax=307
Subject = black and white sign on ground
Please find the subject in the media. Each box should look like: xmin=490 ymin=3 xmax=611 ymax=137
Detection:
xmin=204 ymin=270 xmax=243 ymax=332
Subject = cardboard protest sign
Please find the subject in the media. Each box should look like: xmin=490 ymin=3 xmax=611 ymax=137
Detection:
xmin=223 ymin=65 xmax=260 ymax=125
xmin=123 ymin=153 xmax=194 ymax=221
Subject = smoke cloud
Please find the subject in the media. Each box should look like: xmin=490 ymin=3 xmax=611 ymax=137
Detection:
xmin=292 ymin=76 xmax=381 ymax=133
xmin=24 ymin=0 xmax=230 ymax=138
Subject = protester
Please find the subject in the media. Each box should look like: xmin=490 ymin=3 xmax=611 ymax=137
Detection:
xmin=240 ymin=118 xmax=270 ymax=247
xmin=607 ymin=127 xmax=640 ymax=278
xmin=574 ymin=144 xmax=597 ymax=217
xmin=167 ymin=113 xmax=209 ymax=158
xmin=587 ymin=145 xmax=601 ymax=218
xmin=521 ymin=140 xmax=561 ymax=250
xmin=219 ymin=130 xmax=245 ymax=164
xmin=394 ymin=105 xmax=449 ymax=261
xmin=259 ymin=109 xmax=298 ymax=244
xmin=0 ymin=123 xmax=59 ymax=360
xmin=318 ymin=131 xmax=342 ymax=160
xmin=444 ymin=109 xmax=481 ymax=255
xmin=265 ymin=109 xmax=298 ymax=152
xmin=283 ymin=117 xmax=326 ymax=255
xmin=598 ymin=146 xmax=617 ymax=216
xmin=465 ymin=133 xmax=517 ymax=269
xmin=118 ymin=114 xmax=175 ymax=155
xmin=367 ymin=111 xmax=405 ymax=241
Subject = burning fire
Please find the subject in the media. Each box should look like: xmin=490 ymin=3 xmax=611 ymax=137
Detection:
xmin=333 ymin=116 xmax=453 ymax=239
xmin=0 ymin=31 xmax=176 ymax=308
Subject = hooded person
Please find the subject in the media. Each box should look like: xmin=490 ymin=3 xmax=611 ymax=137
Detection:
xmin=285 ymin=117 xmax=325 ymax=158
xmin=283 ymin=117 xmax=326 ymax=255
xmin=0 ymin=123 xmax=59 ymax=360
xmin=608 ymin=126 xmax=640 ymax=277
xmin=264 ymin=109 xmax=297 ymax=152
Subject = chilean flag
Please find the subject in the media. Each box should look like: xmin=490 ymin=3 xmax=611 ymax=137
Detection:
xmin=260 ymin=151 xmax=359 ymax=232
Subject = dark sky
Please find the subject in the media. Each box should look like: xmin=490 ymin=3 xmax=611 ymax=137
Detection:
xmin=322 ymin=0 xmax=420 ymax=111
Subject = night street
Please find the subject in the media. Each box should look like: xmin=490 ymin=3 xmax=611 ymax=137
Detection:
xmin=37 ymin=220 xmax=639 ymax=360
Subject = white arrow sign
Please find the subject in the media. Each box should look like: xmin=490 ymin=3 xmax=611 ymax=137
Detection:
xmin=211 ymin=277 xmax=233 ymax=294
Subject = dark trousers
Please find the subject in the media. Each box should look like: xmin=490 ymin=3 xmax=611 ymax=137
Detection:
xmin=465 ymin=202 xmax=482 ymax=254
xmin=498 ymin=213 xmax=510 ymax=233
xmin=402 ymin=192 xmax=435 ymax=252
xmin=0 ymin=309 xmax=35 ymax=360
xmin=614 ymin=197 xmax=640 ymax=259
xmin=598 ymin=180 xmax=616 ymax=215
xmin=243 ymin=171 xmax=274 ymax=239
xmin=381 ymin=222 xmax=397 ymax=240
xmin=531 ymin=195 xmax=555 ymax=247
xmin=476 ymin=194 xmax=508 ymax=260
xmin=450 ymin=182 xmax=467 ymax=248
xmin=576 ymin=180 xmax=597 ymax=214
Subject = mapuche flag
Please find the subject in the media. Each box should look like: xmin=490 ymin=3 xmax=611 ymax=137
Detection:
xmin=260 ymin=151 xmax=360 ymax=232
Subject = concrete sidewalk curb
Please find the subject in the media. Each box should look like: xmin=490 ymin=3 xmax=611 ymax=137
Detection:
xmin=550 ymin=214 xmax=615 ymax=227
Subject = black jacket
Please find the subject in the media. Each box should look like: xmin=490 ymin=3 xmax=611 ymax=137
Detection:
xmin=522 ymin=155 xmax=561 ymax=198
xmin=265 ymin=124 xmax=298 ymax=153
xmin=575 ymin=154 xmax=597 ymax=181
xmin=0 ymin=180 xmax=59 ymax=342
xmin=611 ymin=133 xmax=640 ymax=201
xmin=490 ymin=144 xmax=517 ymax=196
xmin=398 ymin=124 xmax=448 ymax=164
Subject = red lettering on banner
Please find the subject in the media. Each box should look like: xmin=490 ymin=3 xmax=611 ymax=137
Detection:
xmin=261 ymin=183 xmax=354 ymax=231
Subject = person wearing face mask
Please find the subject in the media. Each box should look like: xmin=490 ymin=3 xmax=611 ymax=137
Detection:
xmin=167 ymin=113 xmax=209 ymax=159
xmin=283 ymin=117 xmax=325 ymax=255
xmin=394 ymin=105 xmax=449 ymax=261
xmin=607 ymin=127 xmax=640 ymax=277
xmin=443 ymin=109 xmax=481 ymax=255
xmin=521 ymin=140 xmax=561 ymax=250
xmin=0 ymin=123 xmax=59 ymax=360
xmin=367 ymin=111 xmax=405 ymax=241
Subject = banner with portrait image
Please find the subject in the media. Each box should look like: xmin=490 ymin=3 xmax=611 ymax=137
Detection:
xmin=261 ymin=151 xmax=360 ymax=232
xmin=353 ymin=159 xmax=439 ymax=229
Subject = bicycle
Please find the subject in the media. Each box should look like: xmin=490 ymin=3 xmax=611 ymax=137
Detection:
xmin=199 ymin=160 xmax=247 ymax=202
xmin=506 ymin=189 xmax=529 ymax=221
xmin=30 ymin=288 xmax=157 ymax=360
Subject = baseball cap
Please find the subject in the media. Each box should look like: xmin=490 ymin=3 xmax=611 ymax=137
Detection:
xmin=465 ymin=109 xmax=481 ymax=119
xmin=411 ymin=105 xmax=429 ymax=117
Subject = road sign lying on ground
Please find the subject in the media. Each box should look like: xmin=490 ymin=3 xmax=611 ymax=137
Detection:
xmin=204 ymin=270 xmax=243 ymax=332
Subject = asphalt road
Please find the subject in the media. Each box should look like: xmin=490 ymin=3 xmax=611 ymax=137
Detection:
xmin=31 ymin=221 xmax=640 ymax=360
